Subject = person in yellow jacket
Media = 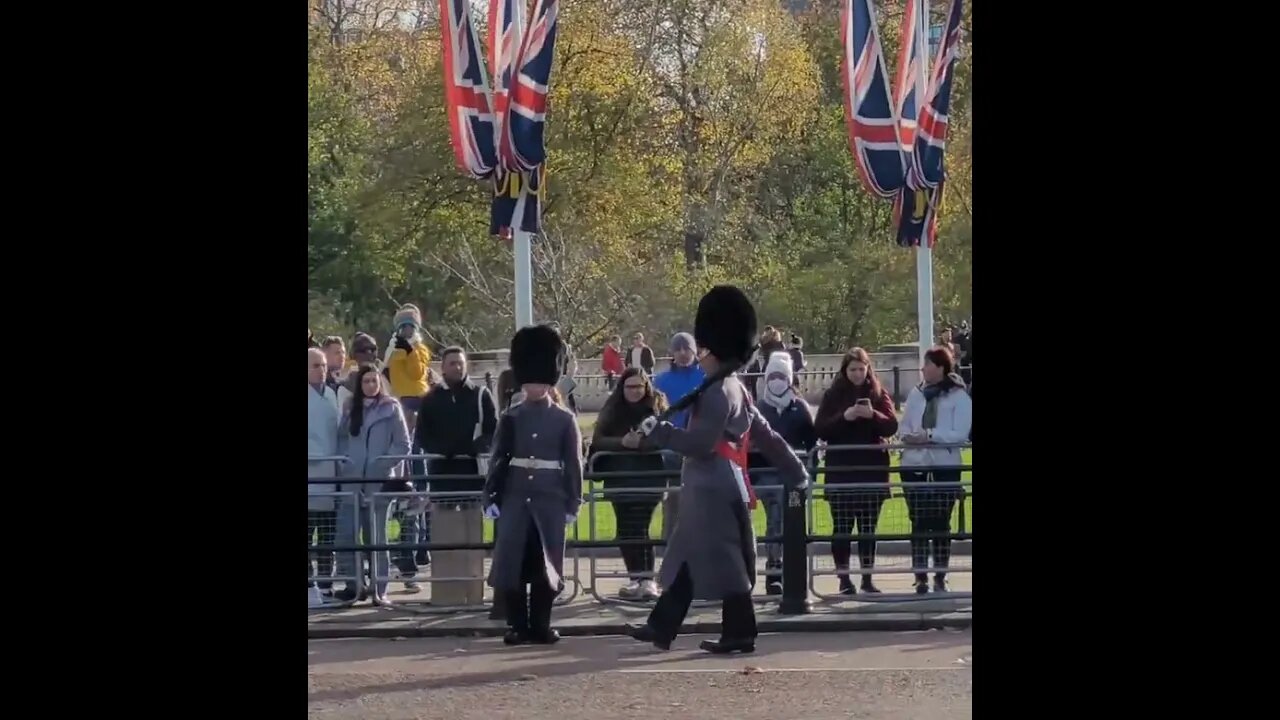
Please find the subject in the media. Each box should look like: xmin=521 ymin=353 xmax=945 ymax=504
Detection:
xmin=384 ymin=304 xmax=431 ymax=417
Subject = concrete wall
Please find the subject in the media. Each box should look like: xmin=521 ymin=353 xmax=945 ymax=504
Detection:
xmin=441 ymin=351 xmax=924 ymax=413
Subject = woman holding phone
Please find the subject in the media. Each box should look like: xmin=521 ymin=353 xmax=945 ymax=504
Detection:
xmin=814 ymin=348 xmax=898 ymax=594
xmin=590 ymin=368 xmax=669 ymax=600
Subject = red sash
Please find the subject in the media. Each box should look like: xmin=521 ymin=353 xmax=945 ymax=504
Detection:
xmin=690 ymin=395 xmax=758 ymax=509
xmin=715 ymin=434 xmax=757 ymax=510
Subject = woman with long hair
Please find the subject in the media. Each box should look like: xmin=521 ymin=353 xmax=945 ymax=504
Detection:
xmin=590 ymin=368 xmax=669 ymax=601
xmin=814 ymin=348 xmax=899 ymax=595
xmin=332 ymin=364 xmax=411 ymax=606
xmin=899 ymin=346 xmax=971 ymax=594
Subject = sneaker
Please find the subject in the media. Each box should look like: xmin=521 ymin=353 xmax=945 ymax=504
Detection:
xmin=639 ymin=579 xmax=661 ymax=601
xmin=618 ymin=581 xmax=642 ymax=600
xmin=308 ymin=586 xmax=327 ymax=608
xmin=838 ymin=575 xmax=856 ymax=595
xmin=860 ymin=578 xmax=881 ymax=594
xmin=404 ymin=580 xmax=421 ymax=593
xmin=933 ymin=576 xmax=948 ymax=593
xmin=372 ymin=593 xmax=394 ymax=607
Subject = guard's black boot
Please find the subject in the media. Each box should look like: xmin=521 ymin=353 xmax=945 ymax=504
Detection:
xmin=625 ymin=623 xmax=670 ymax=651
xmin=699 ymin=637 xmax=756 ymax=654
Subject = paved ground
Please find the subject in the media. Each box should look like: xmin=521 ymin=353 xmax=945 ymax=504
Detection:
xmin=308 ymin=630 xmax=972 ymax=719
xmin=309 ymin=556 xmax=972 ymax=638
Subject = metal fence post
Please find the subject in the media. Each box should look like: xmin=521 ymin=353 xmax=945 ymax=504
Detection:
xmin=892 ymin=365 xmax=902 ymax=410
xmin=779 ymin=482 xmax=811 ymax=615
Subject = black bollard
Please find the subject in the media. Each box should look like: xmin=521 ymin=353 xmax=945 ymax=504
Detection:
xmin=778 ymin=482 xmax=811 ymax=615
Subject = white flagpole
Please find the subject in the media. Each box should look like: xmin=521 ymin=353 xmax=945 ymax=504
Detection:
xmin=915 ymin=0 xmax=934 ymax=367
xmin=513 ymin=228 xmax=533 ymax=330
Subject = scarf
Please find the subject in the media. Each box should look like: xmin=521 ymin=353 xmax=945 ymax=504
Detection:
xmin=920 ymin=373 xmax=966 ymax=429
xmin=762 ymin=351 xmax=796 ymax=411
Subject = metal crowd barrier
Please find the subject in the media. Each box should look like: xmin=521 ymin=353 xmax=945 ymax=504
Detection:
xmin=308 ymin=453 xmax=580 ymax=612
xmin=308 ymin=440 xmax=972 ymax=614
xmin=800 ymin=443 xmax=972 ymax=604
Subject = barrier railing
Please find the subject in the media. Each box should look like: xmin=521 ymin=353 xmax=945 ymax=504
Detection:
xmin=307 ymin=440 xmax=972 ymax=613
xmin=308 ymin=452 xmax=581 ymax=612
xmin=800 ymin=443 xmax=972 ymax=605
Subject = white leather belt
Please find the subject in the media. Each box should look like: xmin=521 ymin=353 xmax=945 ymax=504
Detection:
xmin=510 ymin=458 xmax=564 ymax=471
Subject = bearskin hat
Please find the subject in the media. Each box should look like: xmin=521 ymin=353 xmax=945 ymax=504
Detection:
xmin=509 ymin=324 xmax=566 ymax=386
xmin=694 ymin=285 xmax=758 ymax=368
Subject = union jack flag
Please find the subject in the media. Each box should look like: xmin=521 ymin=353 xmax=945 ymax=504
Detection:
xmin=440 ymin=0 xmax=557 ymax=238
xmin=911 ymin=0 xmax=962 ymax=190
xmin=506 ymin=0 xmax=560 ymax=172
xmin=489 ymin=0 xmax=525 ymax=172
xmin=892 ymin=0 xmax=934 ymax=247
xmin=439 ymin=0 xmax=496 ymax=178
xmin=892 ymin=0 xmax=926 ymax=154
xmin=841 ymin=0 xmax=905 ymax=198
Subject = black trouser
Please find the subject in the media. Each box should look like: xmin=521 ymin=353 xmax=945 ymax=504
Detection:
xmin=646 ymin=563 xmax=756 ymax=645
xmin=307 ymin=510 xmax=336 ymax=589
xmin=613 ymin=496 xmax=660 ymax=580
xmin=504 ymin=523 xmax=556 ymax=634
xmin=829 ymin=494 xmax=886 ymax=577
xmin=904 ymin=471 xmax=961 ymax=578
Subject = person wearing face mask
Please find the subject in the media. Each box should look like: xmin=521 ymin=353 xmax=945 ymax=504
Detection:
xmin=483 ymin=325 xmax=584 ymax=645
xmin=748 ymin=352 xmax=817 ymax=595
xmin=384 ymin=305 xmax=432 ymax=425
xmin=815 ymin=348 xmax=899 ymax=594
xmin=332 ymin=364 xmax=411 ymax=606
xmin=899 ymin=346 xmax=971 ymax=594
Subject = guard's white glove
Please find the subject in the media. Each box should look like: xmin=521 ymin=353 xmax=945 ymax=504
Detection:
xmin=638 ymin=416 xmax=659 ymax=437
xmin=484 ymin=504 xmax=501 ymax=520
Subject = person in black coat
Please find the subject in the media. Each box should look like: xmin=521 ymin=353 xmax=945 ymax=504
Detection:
xmin=414 ymin=347 xmax=498 ymax=493
xmin=748 ymin=351 xmax=817 ymax=594
xmin=814 ymin=348 xmax=899 ymax=594
xmin=409 ymin=347 xmax=497 ymax=575
xmin=589 ymin=368 xmax=668 ymax=601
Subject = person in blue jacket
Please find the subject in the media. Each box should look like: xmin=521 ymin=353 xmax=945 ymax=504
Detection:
xmin=652 ymin=332 xmax=705 ymax=541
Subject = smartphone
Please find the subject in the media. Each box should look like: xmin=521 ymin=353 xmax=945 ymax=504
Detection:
xmin=855 ymin=398 xmax=871 ymax=407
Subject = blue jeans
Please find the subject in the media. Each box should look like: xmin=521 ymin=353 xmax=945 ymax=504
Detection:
xmin=334 ymin=494 xmax=394 ymax=596
xmin=755 ymin=484 xmax=784 ymax=567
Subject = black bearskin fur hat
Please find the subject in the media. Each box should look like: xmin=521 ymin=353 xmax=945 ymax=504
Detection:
xmin=509 ymin=324 xmax=566 ymax=386
xmin=694 ymin=285 xmax=758 ymax=368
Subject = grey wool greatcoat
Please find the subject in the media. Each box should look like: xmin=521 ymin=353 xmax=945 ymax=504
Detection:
xmin=484 ymin=398 xmax=584 ymax=592
xmin=648 ymin=375 xmax=809 ymax=600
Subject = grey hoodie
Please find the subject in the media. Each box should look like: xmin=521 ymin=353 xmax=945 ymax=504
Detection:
xmin=337 ymin=395 xmax=411 ymax=494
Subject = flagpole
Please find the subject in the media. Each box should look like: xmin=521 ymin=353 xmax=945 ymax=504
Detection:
xmin=915 ymin=0 xmax=934 ymax=367
xmin=916 ymin=242 xmax=934 ymax=363
xmin=513 ymin=228 xmax=533 ymax=329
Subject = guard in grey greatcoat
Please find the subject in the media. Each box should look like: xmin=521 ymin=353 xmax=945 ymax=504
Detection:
xmin=483 ymin=324 xmax=584 ymax=645
xmin=626 ymin=286 xmax=809 ymax=654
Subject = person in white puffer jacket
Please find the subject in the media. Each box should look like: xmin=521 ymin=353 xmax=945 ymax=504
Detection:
xmin=898 ymin=346 xmax=972 ymax=595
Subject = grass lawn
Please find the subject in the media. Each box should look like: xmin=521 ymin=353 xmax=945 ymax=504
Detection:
xmin=387 ymin=447 xmax=972 ymax=544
